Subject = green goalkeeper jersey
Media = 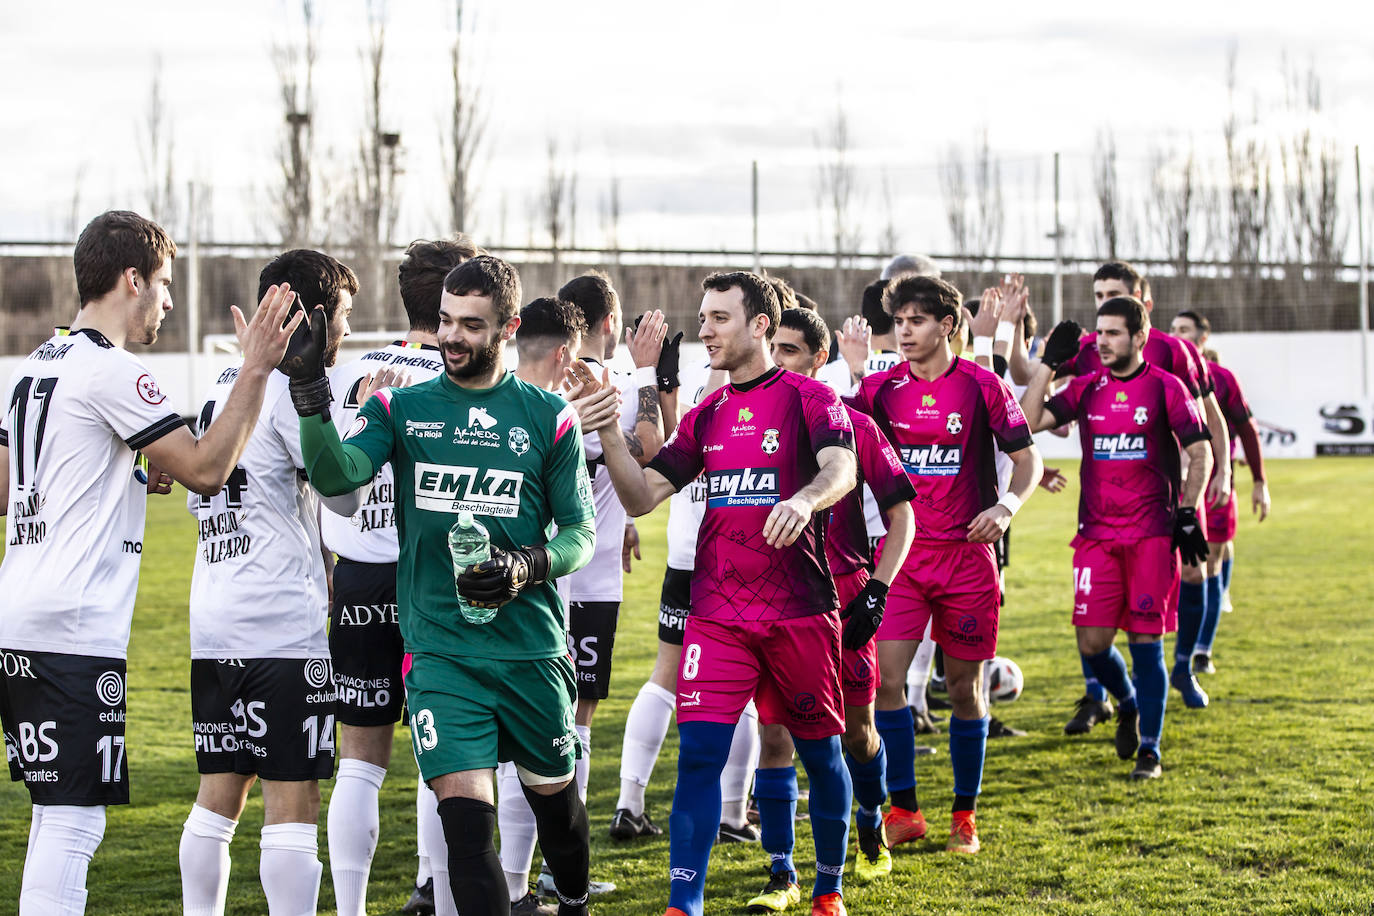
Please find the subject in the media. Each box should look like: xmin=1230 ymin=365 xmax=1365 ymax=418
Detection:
xmin=340 ymin=371 xmax=594 ymax=660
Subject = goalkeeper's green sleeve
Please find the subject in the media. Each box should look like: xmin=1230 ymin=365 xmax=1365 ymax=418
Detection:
xmin=299 ymin=413 xmax=376 ymax=496
xmin=544 ymin=515 xmax=595 ymax=581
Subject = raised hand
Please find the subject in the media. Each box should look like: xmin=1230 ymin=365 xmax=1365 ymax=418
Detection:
xmin=627 ymin=309 xmax=668 ymax=369
xmin=233 ymin=283 xmax=302 ymax=375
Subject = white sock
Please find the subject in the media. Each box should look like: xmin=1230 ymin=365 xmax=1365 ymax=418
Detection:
xmin=328 ymin=759 xmax=387 ymax=916
xmin=22 ymin=805 xmax=44 ymax=895
xmin=180 ymin=804 xmax=238 ymax=916
xmin=616 ymin=681 xmax=675 ymax=816
xmin=417 ymin=788 xmax=458 ymax=916
xmin=908 ymin=637 xmax=937 ymax=714
xmin=497 ymin=761 xmax=538 ymax=902
xmin=416 ymin=856 xmax=431 ymax=885
xmin=259 ymin=823 xmax=322 ymax=916
xmin=415 ymin=774 xmax=435 ymax=881
xmin=720 ymin=701 xmax=760 ymax=829
xmin=19 ymin=804 xmax=105 ymax=916
xmin=574 ymin=724 xmax=592 ymax=803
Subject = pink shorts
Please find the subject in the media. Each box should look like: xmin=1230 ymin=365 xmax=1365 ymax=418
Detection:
xmin=1071 ymin=536 xmax=1180 ymax=635
xmin=836 ymin=569 xmax=877 ymax=708
xmin=677 ymin=613 xmax=844 ymax=740
xmin=1206 ymin=490 xmax=1238 ymax=543
xmin=879 ymin=540 xmax=999 ymax=661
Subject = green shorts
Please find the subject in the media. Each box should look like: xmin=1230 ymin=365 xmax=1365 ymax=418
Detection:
xmin=403 ymin=652 xmax=579 ymax=782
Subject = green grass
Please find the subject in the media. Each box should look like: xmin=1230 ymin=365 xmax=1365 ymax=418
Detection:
xmin=3 ymin=459 xmax=1373 ymax=914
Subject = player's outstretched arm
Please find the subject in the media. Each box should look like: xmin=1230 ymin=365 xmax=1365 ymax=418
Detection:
xmin=967 ymin=443 xmax=1043 ymax=544
xmin=1017 ymin=361 xmax=1061 ymax=434
xmin=595 ymin=418 xmax=677 ymax=517
xmin=836 ymin=316 xmax=871 ymax=387
xmin=1201 ymin=392 xmax=1232 ymax=508
xmin=1234 ymin=417 xmax=1270 ymax=520
xmin=763 ymin=445 xmax=856 ymax=549
xmin=142 ymin=284 xmax=304 ymax=496
xmin=1180 ymin=438 xmax=1213 ymax=512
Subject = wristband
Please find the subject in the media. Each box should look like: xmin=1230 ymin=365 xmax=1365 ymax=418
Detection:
xmin=995 ymin=491 xmax=1023 ymax=516
xmin=995 ymin=321 xmax=1017 ymax=344
xmin=634 ymin=366 xmax=658 ymax=389
xmin=973 ymin=337 xmax=994 ymax=359
xmin=288 ymin=376 xmax=333 ymax=419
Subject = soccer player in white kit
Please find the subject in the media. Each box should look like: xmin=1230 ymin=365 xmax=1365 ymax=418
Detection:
xmin=0 ymin=210 xmax=302 ymax=915
xmin=319 ymin=238 xmax=476 ymax=916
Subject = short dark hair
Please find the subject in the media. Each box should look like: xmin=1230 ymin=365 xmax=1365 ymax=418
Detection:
xmin=1097 ymin=296 xmax=1151 ymax=337
xmin=1093 ymin=261 xmax=1143 ymax=292
xmin=398 ymin=236 xmax=481 ymax=333
xmin=701 ymin=270 xmax=780 ymax=340
xmin=443 ymin=255 xmax=522 ymax=325
xmin=779 ymin=307 xmax=830 ymax=356
xmin=74 ymin=210 xmax=178 ymax=306
xmin=884 ymin=274 xmax=962 ymax=337
xmin=558 ymin=271 xmax=619 ymax=332
xmin=764 ymin=274 xmax=798 ymax=311
xmin=793 ymin=291 xmax=820 ymax=312
xmin=860 ymin=279 xmax=893 ymax=335
xmin=258 ymin=249 xmax=359 ymax=319
xmin=517 ymin=297 xmax=585 ymax=358
xmin=1175 ymin=309 xmax=1210 ymax=334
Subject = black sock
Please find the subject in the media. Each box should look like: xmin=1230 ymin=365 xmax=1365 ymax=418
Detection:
xmin=436 ymin=796 xmax=505 ymax=916
xmin=891 ymin=787 xmax=919 ymax=811
xmin=934 ymin=646 xmax=946 ymax=680
xmin=953 ymin=794 xmax=977 ymax=814
xmin=522 ymin=780 xmax=590 ymax=915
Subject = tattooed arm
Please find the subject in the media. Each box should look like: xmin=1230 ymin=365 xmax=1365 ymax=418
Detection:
xmin=624 ymin=381 xmax=665 ymax=465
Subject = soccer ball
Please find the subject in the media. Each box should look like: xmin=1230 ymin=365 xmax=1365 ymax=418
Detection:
xmin=983 ymin=656 xmax=1024 ymax=704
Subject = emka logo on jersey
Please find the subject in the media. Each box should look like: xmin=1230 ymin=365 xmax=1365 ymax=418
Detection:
xmin=1092 ymin=433 xmax=1147 ymax=460
xmin=899 ymin=444 xmax=962 ymax=476
xmin=414 ymin=462 xmax=524 ymax=515
xmin=706 ymin=467 xmax=780 ymax=507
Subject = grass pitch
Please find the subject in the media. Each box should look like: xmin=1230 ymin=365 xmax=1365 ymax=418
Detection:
xmin=2 ymin=458 xmax=1372 ymax=914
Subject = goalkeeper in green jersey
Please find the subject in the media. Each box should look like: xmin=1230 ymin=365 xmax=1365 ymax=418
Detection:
xmin=288 ymin=255 xmax=598 ymax=916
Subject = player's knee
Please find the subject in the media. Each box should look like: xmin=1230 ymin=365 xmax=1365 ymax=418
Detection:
xmin=1180 ymin=563 xmax=1205 ymax=585
xmin=436 ymin=796 xmax=497 ymax=862
xmin=261 ymin=779 xmax=320 ymax=824
xmin=37 ymin=805 xmax=106 ymax=860
xmin=1076 ymin=627 xmax=1115 ymax=657
xmin=842 ymin=716 xmax=878 ymax=761
xmin=677 ymin=721 xmax=735 ymax=774
xmin=758 ymin=723 xmax=794 ymax=768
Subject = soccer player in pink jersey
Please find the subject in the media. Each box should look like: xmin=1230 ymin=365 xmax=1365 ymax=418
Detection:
xmin=851 ymin=275 xmax=1043 ymax=856
xmin=1050 ymin=262 xmax=1231 ymax=724
xmin=746 ymin=308 xmax=916 ymax=908
xmin=585 ymin=272 xmax=859 ymax=916
xmin=1021 ymin=296 xmax=1213 ymax=779
xmin=1169 ymin=310 xmax=1272 ymax=674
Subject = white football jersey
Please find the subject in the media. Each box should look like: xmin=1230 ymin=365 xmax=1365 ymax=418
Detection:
xmin=568 ymin=361 xmax=647 ymax=603
xmin=664 ymin=363 xmax=712 ymax=571
xmin=321 ymin=341 xmax=444 ymax=563
xmin=0 ymin=330 xmax=184 ymax=658
xmin=857 ymin=350 xmax=902 ymax=538
xmin=187 ymin=368 xmax=328 ymax=659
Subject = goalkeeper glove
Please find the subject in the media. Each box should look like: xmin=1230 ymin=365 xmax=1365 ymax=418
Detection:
xmin=1172 ymin=506 xmax=1208 ymax=567
xmin=456 ymin=544 xmax=552 ymax=608
xmin=279 ymin=304 xmax=332 ymax=418
xmin=1040 ymin=320 xmax=1083 ymax=374
xmin=839 ymin=579 xmax=888 ymax=650
xmin=658 ymin=331 xmax=683 ymax=392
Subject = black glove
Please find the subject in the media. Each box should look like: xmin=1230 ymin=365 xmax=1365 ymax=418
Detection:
xmin=278 ymin=304 xmax=332 ymax=418
xmin=839 ymin=579 xmax=888 ymax=651
xmin=1172 ymin=506 xmax=1208 ymax=567
xmin=658 ymin=331 xmax=683 ymax=392
xmin=455 ymin=544 xmax=552 ymax=609
xmin=1040 ymin=320 xmax=1083 ymax=374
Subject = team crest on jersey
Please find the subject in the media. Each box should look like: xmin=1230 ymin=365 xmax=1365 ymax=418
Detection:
xmin=1133 ymin=406 xmax=1149 ymax=425
xmin=761 ymin=427 xmax=780 ymax=454
xmin=945 ymin=412 xmax=963 ymax=435
xmin=136 ymin=373 xmax=166 ymax=405
xmin=508 ymin=426 xmax=530 ymax=455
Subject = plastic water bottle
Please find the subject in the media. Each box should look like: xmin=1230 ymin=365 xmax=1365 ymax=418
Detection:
xmin=448 ymin=510 xmax=496 ymax=624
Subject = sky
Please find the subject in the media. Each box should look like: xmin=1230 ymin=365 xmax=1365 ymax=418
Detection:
xmin=2 ymin=0 xmax=1372 ymax=260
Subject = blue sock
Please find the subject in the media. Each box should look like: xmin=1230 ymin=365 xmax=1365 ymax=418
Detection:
xmin=1196 ymin=575 xmax=1224 ymax=653
xmin=874 ymin=707 xmax=916 ymax=800
xmin=752 ymin=767 xmax=798 ymax=882
xmin=1083 ymin=648 xmax=1137 ymax=713
xmin=1081 ymin=654 xmax=1108 ymax=702
xmin=947 ymin=716 xmax=989 ymax=804
xmin=843 ymin=741 xmax=887 ymax=831
xmin=1221 ymin=556 xmax=1234 ymax=597
xmin=1174 ymin=581 xmax=1204 ymax=668
xmin=1128 ymin=641 xmax=1167 ymax=757
xmin=794 ymin=736 xmax=852 ymax=900
xmin=668 ymin=721 xmax=734 ymax=916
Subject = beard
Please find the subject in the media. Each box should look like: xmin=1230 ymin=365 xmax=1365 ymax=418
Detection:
xmin=1101 ymin=347 xmax=1134 ymax=372
xmin=444 ymin=331 xmax=503 ymax=380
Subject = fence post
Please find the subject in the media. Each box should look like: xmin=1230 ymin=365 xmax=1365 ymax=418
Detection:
xmin=1051 ymin=152 xmax=1064 ymax=326
xmin=186 ymin=181 xmax=201 ymax=412
xmin=1356 ymin=145 xmax=1368 ymax=399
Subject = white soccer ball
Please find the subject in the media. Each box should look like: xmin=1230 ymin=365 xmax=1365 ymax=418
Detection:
xmin=983 ymin=656 xmax=1024 ymax=704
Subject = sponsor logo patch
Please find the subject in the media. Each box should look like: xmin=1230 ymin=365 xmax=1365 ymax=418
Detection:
xmin=899 ymin=444 xmax=962 ymax=476
xmin=706 ymin=467 xmax=780 ymax=507
xmin=136 ymin=373 xmax=166 ymax=405
xmin=414 ymin=462 xmax=525 ymax=516
xmin=1092 ymin=434 xmax=1147 ymax=461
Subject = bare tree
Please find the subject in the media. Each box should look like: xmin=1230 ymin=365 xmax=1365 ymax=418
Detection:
xmin=971 ymin=130 xmax=1004 ymax=276
xmin=1093 ymin=129 xmax=1122 ymax=260
xmin=1223 ymin=45 xmax=1274 ymax=307
xmin=543 ymin=139 xmax=571 ymax=276
xmin=814 ymin=104 xmax=861 ymax=307
xmin=138 ymin=58 xmax=178 ymax=234
xmin=939 ymin=130 xmax=1003 ymax=280
xmin=444 ymin=0 xmax=485 ymax=234
xmin=877 ymin=169 xmax=899 ymax=255
xmin=271 ymin=0 xmax=318 ymax=248
xmin=601 ymin=176 xmax=622 ymax=265
xmin=1147 ymin=146 xmax=1203 ymax=305
xmin=939 ymin=145 xmax=970 ymax=260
